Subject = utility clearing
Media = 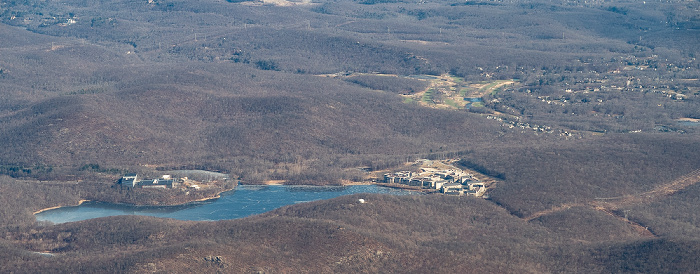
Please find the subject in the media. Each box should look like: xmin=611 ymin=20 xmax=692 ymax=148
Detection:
xmin=523 ymin=168 xmax=700 ymax=237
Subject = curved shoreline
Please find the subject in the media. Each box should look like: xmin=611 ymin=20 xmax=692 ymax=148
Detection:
xmin=33 ymin=184 xmax=417 ymax=224
xmin=167 ymin=192 xmax=227 ymax=206
xmin=33 ymin=199 xmax=91 ymax=215
xmin=32 ymin=183 xmax=408 ymax=217
xmin=33 ymin=188 xmax=234 ymax=216
xmin=258 ymin=180 xmax=372 ymax=186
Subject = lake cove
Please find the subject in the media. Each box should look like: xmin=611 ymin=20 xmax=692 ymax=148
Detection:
xmin=36 ymin=185 xmax=418 ymax=224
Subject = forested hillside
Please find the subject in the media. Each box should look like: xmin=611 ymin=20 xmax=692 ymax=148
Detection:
xmin=0 ymin=0 xmax=697 ymax=180
xmin=0 ymin=0 xmax=699 ymax=272
xmin=4 ymin=194 xmax=700 ymax=273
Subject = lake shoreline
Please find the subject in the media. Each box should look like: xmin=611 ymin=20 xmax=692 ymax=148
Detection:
xmin=33 ymin=199 xmax=91 ymax=215
xmin=35 ymin=184 xmax=418 ymax=224
xmin=257 ymin=180 xmax=373 ymax=186
xmin=32 ymin=189 xmax=234 ymax=216
xmin=32 ymin=183 xmax=418 ymax=217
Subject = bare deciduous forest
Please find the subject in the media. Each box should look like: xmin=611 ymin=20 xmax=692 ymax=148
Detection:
xmin=0 ymin=0 xmax=699 ymax=272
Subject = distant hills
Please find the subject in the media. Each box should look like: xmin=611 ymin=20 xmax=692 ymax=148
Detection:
xmin=0 ymin=0 xmax=699 ymax=272
xmin=0 ymin=0 xmax=697 ymax=179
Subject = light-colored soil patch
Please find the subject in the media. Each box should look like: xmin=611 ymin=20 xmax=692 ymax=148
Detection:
xmin=263 ymin=180 xmax=286 ymax=185
xmin=340 ymin=180 xmax=372 ymax=185
xmin=471 ymin=80 xmax=515 ymax=97
xmin=242 ymin=0 xmax=314 ymax=6
xmin=400 ymin=40 xmax=449 ymax=46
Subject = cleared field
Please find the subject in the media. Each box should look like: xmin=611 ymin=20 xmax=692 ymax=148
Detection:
xmin=403 ymin=75 xmax=518 ymax=110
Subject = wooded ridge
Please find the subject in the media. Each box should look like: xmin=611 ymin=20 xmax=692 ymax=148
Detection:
xmin=0 ymin=0 xmax=699 ymax=272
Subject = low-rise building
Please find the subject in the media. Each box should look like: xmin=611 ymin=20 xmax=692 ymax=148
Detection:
xmin=120 ymin=174 xmax=176 ymax=189
xmin=383 ymin=171 xmax=413 ymax=184
xmin=441 ymin=183 xmax=465 ymax=195
xmin=433 ymin=180 xmax=447 ymax=190
xmin=382 ymin=164 xmax=487 ymax=196
xmin=120 ymin=173 xmax=139 ymax=187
